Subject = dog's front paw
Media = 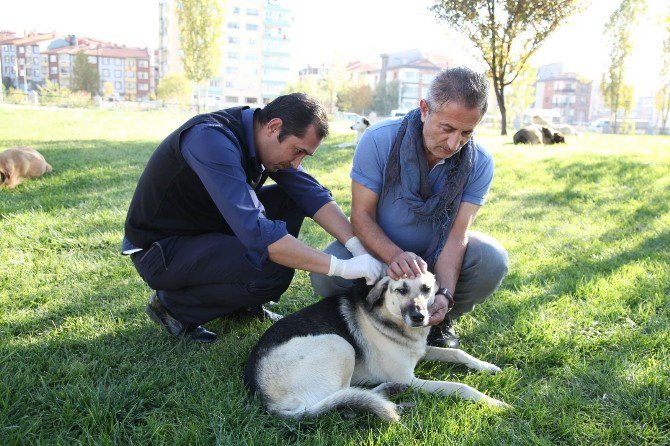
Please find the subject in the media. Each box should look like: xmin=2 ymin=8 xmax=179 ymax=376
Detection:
xmin=471 ymin=360 xmax=502 ymax=373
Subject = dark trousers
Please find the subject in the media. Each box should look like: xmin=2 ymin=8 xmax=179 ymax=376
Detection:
xmin=131 ymin=184 xmax=305 ymax=325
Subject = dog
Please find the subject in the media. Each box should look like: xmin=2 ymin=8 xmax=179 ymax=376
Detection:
xmin=351 ymin=115 xmax=370 ymax=144
xmin=244 ymin=273 xmax=508 ymax=422
xmin=513 ymin=125 xmax=565 ymax=145
xmin=0 ymin=146 xmax=52 ymax=189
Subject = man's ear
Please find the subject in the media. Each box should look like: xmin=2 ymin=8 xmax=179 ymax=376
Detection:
xmin=267 ymin=118 xmax=283 ymax=136
xmin=366 ymin=276 xmax=390 ymax=310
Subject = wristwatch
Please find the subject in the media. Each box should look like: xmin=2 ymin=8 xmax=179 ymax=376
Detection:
xmin=436 ymin=287 xmax=455 ymax=309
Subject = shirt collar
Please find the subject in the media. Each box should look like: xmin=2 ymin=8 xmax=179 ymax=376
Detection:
xmin=242 ymin=107 xmax=260 ymax=160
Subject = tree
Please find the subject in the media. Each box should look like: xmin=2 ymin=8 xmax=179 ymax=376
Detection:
xmin=71 ymin=51 xmax=100 ymax=97
xmin=176 ymin=0 xmax=223 ymax=113
xmin=601 ymin=0 xmax=646 ymax=134
xmin=656 ymin=10 xmax=670 ymax=134
xmin=156 ymin=73 xmax=192 ymax=106
xmin=337 ymin=83 xmax=374 ymax=115
xmin=431 ymin=0 xmax=582 ymax=135
xmin=372 ymin=80 xmax=399 ymax=116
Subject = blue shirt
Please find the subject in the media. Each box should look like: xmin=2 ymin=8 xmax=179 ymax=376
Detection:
xmin=350 ymin=117 xmax=494 ymax=257
xmin=123 ymin=108 xmax=333 ymax=268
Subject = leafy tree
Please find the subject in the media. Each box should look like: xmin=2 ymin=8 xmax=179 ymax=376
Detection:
xmin=601 ymin=0 xmax=646 ymax=134
xmin=176 ymin=0 xmax=223 ymax=112
xmin=337 ymin=83 xmax=374 ymax=115
xmin=372 ymin=80 xmax=399 ymax=116
xmin=431 ymin=0 xmax=582 ymax=135
xmin=656 ymin=10 xmax=670 ymax=134
xmin=156 ymin=73 xmax=192 ymax=106
xmin=71 ymin=51 xmax=100 ymax=96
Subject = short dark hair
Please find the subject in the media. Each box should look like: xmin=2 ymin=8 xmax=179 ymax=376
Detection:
xmin=256 ymin=93 xmax=329 ymax=142
xmin=425 ymin=67 xmax=489 ymax=116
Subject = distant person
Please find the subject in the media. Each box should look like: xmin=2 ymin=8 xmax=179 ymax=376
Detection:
xmin=123 ymin=93 xmax=383 ymax=343
xmin=311 ymin=68 xmax=509 ymax=348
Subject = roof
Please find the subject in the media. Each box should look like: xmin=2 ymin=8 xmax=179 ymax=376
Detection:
xmin=383 ymin=49 xmax=451 ymax=71
xmin=346 ymin=60 xmax=379 ymax=73
xmin=0 ymin=31 xmax=56 ymax=45
xmin=44 ymin=44 xmax=149 ymax=59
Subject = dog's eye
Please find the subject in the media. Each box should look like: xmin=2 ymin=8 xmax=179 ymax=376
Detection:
xmin=421 ymin=285 xmax=431 ymax=294
xmin=395 ymin=287 xmax=407 ymax=295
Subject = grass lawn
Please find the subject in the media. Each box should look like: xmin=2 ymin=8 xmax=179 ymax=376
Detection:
xmin=1 ymin=105 xmax=669 ymax=445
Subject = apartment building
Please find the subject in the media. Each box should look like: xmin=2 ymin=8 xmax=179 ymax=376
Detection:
xmin=42 ymin=38 xmax=152 ymax=100
xmin=379 ymin=49 xmax=452 ymax=111
xmin=0 ymin=31 xmax=57 ymax=90
xmin=158 ymin=0 xmax=294 ymax=107
xmin=533 ymin=63 xmax=592 ymax=125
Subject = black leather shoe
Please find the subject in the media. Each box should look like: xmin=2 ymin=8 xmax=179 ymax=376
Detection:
xmin=145 ymin=293 xmax=217 ymax=343
xmin=427 ymin=318 xmax=460 ymax=348
xmin=244 ymin=305 xmax=283 ymax=322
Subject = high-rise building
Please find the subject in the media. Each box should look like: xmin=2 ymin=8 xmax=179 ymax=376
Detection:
xmin=157 ymin=0 xmax=294 ymax=108
xmin=0 ymin=31 xmax=57 ymax=91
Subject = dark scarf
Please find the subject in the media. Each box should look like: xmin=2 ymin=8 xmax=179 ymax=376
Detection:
xmin=381 ymin=108 xmax=474 ymax=269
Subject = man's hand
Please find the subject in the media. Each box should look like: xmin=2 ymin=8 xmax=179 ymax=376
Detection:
xmin=387 ymin=251 xmax=428 ymax=280
xmin=428 ymin=293 xmax=449 ymax=325
xmin=328 ymin=254 xmax=384 ymax=285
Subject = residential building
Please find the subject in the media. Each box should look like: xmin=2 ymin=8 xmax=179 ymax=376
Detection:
xmin=42 ymin=37 xmax=152 ymax=100
xmin=157 ymin=0 xmax=294 ymax=108
xmin=345 ymin=60 xmax=379 ymax=90
xmin=380 ymin=49 xmax=452 ymax=110
xmin=0 ymin=31 xmax=57 ymax=90
xmin=533 ymin=63 xmax=592 ymax=125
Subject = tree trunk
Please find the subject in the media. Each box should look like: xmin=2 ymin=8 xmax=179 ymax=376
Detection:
xmin=195 ymin=81 xmax=201 ymax=114
xmin=495 ymin=83 xmax=507 ymax=135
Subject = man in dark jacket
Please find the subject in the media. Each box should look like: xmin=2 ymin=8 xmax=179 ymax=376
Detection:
xmin=123 ymin=93 xmax=382 ymax=343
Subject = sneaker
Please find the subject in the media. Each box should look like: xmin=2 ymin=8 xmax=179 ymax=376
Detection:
xmin=427 ymin=318 xmax=459 ymax=348
xmin=145 ymin=293 xmax=217 ymax=343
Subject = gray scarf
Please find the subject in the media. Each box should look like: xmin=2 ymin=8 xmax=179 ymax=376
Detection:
xmin=381 ymin=108 xmax=474 ymax=269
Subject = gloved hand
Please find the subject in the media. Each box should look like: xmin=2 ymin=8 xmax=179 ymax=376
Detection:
xmin=344 ymin=236 xmax=369 ymax=257
xmin=327 ymin=254 xmax=384 ymax=285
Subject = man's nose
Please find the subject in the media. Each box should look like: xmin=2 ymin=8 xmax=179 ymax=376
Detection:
xmin=448 ymin=133 xmax=461 ymax=150
xmin=290 ymin=154 xmax=305 ymax=169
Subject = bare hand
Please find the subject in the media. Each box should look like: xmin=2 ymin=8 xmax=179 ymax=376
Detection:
xmin=387 ymin=251 xmax=427 ymax=280
xmin=428 ymin=294 xmax=448 ymax=325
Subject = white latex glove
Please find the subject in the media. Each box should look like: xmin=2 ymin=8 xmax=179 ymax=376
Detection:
xmin=327 ymin=254 xmax=383 ymax=285
xmin=344 ymin=236 xmax=369 ymax=257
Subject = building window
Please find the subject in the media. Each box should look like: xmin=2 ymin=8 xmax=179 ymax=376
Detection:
xmin=114 ymin=58 xmax=122 ymax=66
xmin=228 ymin=22 xmax=239 ymax=29
xmin=246 ymin=8 xmax=259 ymax=15
xmin=138 ymin=84 xmax=148 ymax=91
xmin=245 ymin=54 xmax=258 ymax=61
xmin=227 ymin=52 xmax=240 ymax=59
xmin=246 ymin=23 xmax=258 ymax=31
xmin=127 ymin=58 xmax=135 ymax=67
xmin=225 ymin=95 xmax=238 ymax=102
xmin=88 ymin=56 xmax=97 ymax=63
xmin=103 ymin=68 xmax=110 ymax=77
xmin=245 ymin=97 xmax=257 ymax=103
xmin=232 ymin=6 xmax=240 ymax=14
xmin=138 ymin=60 xmax=149 ymax=68
xmin=115 ymin=70 xmax=122 ymax=78
xmin=50 ymin=67 xmax=57 ymax=74
xmin=228 ymin=37 xmax=239 ymax=44
xmin=138 ymin=72 xmax=149 ymax=80
xmin=18 ymin=46 xmax=24 ymax=54
xmin=115 ymin=81 xmax=122 ymax=90
xmin=225 ymin=66 xmax=239 ymax=74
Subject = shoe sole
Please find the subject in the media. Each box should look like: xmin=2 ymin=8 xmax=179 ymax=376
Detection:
xmin=145 ymin=304 xmax=181 ymax=336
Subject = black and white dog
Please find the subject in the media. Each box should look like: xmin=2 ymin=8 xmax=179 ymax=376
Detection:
xmin=351 ymin=116 xmax=370 ymax=144
xmin=244 ymin=273 xmax=508 ymax=422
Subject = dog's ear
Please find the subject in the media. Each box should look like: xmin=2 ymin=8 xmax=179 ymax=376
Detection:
xmin=362 ymin=117 xmax=370 ymax=126
xmin=366 ymin=276 xmax=390 ymax=310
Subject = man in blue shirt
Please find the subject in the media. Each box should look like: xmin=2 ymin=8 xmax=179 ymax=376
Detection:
xmin=124 ymin=93 xmax=383 ymax=343
xmin=311 ymin=68 xmax=509 ymax=348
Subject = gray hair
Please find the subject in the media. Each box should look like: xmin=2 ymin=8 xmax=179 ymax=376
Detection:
xmin=425 ymin=67 xmax=489 ymax=115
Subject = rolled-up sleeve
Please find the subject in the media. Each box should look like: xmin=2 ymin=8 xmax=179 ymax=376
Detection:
xmin=269 ymin=166 xmax=333 ymax=217
xmin=181 ymin=123 xmax=287 ymax=269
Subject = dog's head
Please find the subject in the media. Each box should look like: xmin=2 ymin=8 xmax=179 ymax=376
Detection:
xmin=540 ymin=126 xmax=565 ymax=144
xmin=351 ymin=116 xmax=370 ymax=131
xmin=365 ymin=273 xmax=438 ymax=327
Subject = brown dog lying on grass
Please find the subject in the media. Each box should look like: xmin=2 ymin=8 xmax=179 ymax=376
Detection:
xmin=0 ymin=146 xmax=53 ymax=189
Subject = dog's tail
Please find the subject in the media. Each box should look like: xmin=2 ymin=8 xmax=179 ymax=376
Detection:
xmin=273 ymin=387 xmax=400 ymax=422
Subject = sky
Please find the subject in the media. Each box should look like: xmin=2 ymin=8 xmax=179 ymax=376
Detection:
xmin=1 ymin=0 xmax=666 ymax=96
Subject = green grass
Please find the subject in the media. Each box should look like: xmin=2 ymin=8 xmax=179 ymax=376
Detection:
xmin=1 ymin=104 xmax=669 ymax=445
